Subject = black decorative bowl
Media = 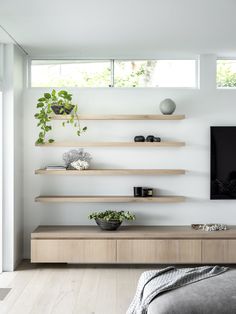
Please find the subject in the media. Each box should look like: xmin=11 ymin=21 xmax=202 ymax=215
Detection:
xmin=134 ymin=135 xmax=145 ymax=142
xmin=51 ymin=105 xmax=74 ymax=115
xmin=95 ymin=218 xmax=122 ymax=231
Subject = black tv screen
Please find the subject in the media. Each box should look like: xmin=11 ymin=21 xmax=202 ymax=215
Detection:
xmin=211 ymin=126 xmax=236 ymax=199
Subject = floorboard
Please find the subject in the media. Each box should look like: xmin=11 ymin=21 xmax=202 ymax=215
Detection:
xmin=0 ymin=260 xmax=148 ymax=314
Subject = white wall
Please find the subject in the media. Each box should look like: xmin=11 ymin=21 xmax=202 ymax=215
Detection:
xmin=2 ymin=44 xmax=25 ymax=270
xmin=0 ymin=44 xmax=4 ymax=272
xmin=13 ymin=46 xmax=24 ymax=268
xmin=23 ymin=54 xmax=236 ymax=258
xmin=3 ymin=44 xmax=15 ymax=270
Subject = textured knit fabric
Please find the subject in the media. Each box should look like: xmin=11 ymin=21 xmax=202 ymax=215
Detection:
xmin=127 ymin=266 xmax=228 ymax=314
xmin=148 ymin=268 xmax=236 ymax=314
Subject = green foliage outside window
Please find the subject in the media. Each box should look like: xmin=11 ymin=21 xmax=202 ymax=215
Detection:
xmin=114 ymin=61 xmax=157 ymax=87
xmin=217 ymin=61 xmax=236 ymax=87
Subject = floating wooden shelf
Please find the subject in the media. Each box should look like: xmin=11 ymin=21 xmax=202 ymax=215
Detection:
xmin=35 ymin=195 xmax=186 ymax=203
xmin=51 ymin=114 xmax=185 ymax=121
xmin=35 ymin=141 xmax=185 ymax=147
xmin=35 ymin=169 xmax=186 ymax=176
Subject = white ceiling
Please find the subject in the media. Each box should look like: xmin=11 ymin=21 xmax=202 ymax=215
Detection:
xmin=0 ymin=0 xmax=235 ymax=57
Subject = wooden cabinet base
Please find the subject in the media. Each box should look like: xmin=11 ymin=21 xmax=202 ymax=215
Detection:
xmin=31 ymin=226 xmax=236 ymax=264
xmin=117 ymin=240 xmax=201 ymax=263
xmin=202 ymin=240 xmax=236 ymax=263
xmin=31 ymin=239 xmax=116 ymax=263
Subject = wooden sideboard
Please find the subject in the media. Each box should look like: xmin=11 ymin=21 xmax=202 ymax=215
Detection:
xmin=31 ymin=226 xmax=236 ymax=264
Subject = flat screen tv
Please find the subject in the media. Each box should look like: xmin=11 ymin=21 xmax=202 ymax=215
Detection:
xmin=211 ymin=126 xmax=236 ymax=199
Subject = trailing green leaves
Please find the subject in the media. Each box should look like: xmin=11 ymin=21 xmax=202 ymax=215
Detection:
xmin=35 ymin=89 xmax=87 ymax=144
xmin=35 ymin=102 xmax=53 ymax=144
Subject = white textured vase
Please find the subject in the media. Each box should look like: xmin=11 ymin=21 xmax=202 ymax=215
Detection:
xmin=159 ymin=98 xmax=176 ymax=115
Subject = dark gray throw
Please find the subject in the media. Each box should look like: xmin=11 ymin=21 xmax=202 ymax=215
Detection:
xmin=127 ymin=266 xmax=228 ymax=314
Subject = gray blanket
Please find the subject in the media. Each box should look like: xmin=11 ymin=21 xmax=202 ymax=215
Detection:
xmin=127 ymin=266 xmax=228 ymax=314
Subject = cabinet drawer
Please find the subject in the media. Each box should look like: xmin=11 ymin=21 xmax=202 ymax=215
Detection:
xmin=117 ymin=239 xmax=201 ymax=263
xmin=202 ymin=240 xmax=236 ymax=263
xmin=31 ymin=239 xmax=116 ymax=263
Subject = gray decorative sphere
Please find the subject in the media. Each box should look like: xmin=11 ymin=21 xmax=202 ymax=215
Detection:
xmin=159 ymin=98 xmax=176 ymax=115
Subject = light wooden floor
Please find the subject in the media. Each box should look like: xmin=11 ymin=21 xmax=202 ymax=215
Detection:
xmin=0 ymin=260 xmax=148 ymax=314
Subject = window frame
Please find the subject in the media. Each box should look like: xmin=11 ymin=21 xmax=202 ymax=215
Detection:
xmin=29 ymin=59 xmax=113 ymax=89
xmin=28 ymin=58 xmax=199 ymax=89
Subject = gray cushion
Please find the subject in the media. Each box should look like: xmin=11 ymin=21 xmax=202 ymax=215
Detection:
xmin=148 ymin=269 xmax=236 ymax=314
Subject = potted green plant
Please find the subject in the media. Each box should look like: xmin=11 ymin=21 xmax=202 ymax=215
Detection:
xmin=34 ymin=89 xmax=87 ymax=144
xmin=89 ymin=210 xmax=136 ymax=231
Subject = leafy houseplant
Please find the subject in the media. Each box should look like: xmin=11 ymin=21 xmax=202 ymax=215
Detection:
xmin=89 ymin=210 xmax=136 ymax=231
xmin=35 ymin=89 xmax=87 ymax=144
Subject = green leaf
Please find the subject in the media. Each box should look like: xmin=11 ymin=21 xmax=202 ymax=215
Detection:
xmin=38 ymin=97 xmax=45 ymax=102
xmin=34 ymin=113 xmax=40 ymax=118
xmin=51 ymin=89 xmax=56 ymax=97
xmin=36 ymin=138 xmax=44 ymax=144
xmin=44 ymin=93 xmax=51 ymax=99
xmin=64 ymin=103 xmax=72 ymax=109
xmin=48 ymin=139 xmax=54 ymax=143
xmin=45 ymin=126 xmax=52 ymax=132
xmin=82 ymin=126 xmax=87 ymax=131
xmin=77 ymin=130 xmax=81 ymax=136
xmin=58 ymin=90 xmax=67 ymax=96
xmin=37 ymin=102 xmax=44 ymax=108
xmin=62 ymin=122 xmax=65 ymax=127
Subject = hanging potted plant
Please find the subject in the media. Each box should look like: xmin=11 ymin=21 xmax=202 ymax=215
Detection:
xmin=34 ymin=89 xmax=87 ymax=144
xmin=89 ymin=210 xmax=136 ymax=231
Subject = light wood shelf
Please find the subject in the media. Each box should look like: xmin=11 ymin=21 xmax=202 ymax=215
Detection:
xmin=31 ymin=225 xmax=236 ymax=239
xmin=51 ymin=114 xmax=185 ymax=121
xmin=35 ymin=195 xmax=186 ymax=203
xmin=35 ymin=169 xmax=186 ymax=176
xmin=35 ymin=141 xmax=185 ymax=147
